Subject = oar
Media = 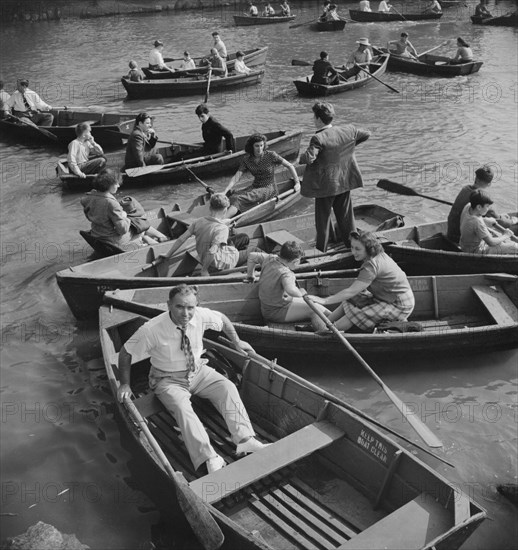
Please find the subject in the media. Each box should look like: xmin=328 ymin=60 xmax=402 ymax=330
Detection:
xmin=377 ymin=179 xmax=453 ymax=205
xmin=289 ymin=18 xmax=316 ymax=29
xmin=6 ymin=113 xmax=58 ymax=141
xmin=354 ymin=63 xmax=400 ymax=93
xmin=392 ymin=6 xmax=407 ymax=21
xmin=105 ymin=129 xmax=200 ymax=149
xmin=183 ymin=164 xmax=214 ymax=193
xmin=302 ymin=293 xmax=444 ymax=448
xmin=417 ymin=40 xmax=451 ymax=59
xmin=244 ymin=349 xmax=454 ymax=467
xmin=291 ymin=59 xmax=312 ymax=66
xmin=204 ymin=68 xmax=212 ymax=104
xmin=123 ymin=397 xmax=224 ymax=550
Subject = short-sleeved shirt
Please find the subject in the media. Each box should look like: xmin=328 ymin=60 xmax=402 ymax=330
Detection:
xmin=124 ymin=308 xmax=224 ymax=372
xmin=190 ymin=216 xmax=240 ymax=270
xmin=238 ymin=150 xmax=283 ymax=189
xmin=446 ymin=184 xmax=476 ymax=242
xmin=459 ymin=204 xmax=490 ymax=253
xmin=255 ymin=253 xmax=296 ymax=320
xmin=357 ymin=252 xmax=412 ymax=304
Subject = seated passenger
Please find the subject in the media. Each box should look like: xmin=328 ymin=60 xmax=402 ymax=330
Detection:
xmin=195 ymin=103 xmax=236 ymax=155
xmin=263 ymin=2 xmax=275 ymax=15
xmin=178 ymin=51 xmax=196 ymax=71
xmin=279 ymin=0 xmax=291 ymax=16
xmin=248 ymin=1 xmax=259 ymax=16
xmin=6 ymin=78 xmax=54 ymax=126
xmin=124 ymin=112 xmax=164 ymax=170
xmin=127 ymin=60 xmax=144 ymax=82
xmin=67 ymin=122 xmax=107 ymax=178
xmin=326 ymin=4 xmax=340 ymax=20
xmin=387 ymin=32 xmax=418 ymax=59
xmin=234 ymin=51 xmax=251 ymax=75
xmin=378 ymin=0 xmax=392 ymax=12
xmin=451 ymin=37 xmax=473 ymax=63
xmin=311 ymin=51 xmax=339 ymax=85
xmin=359 ymin=0 xmax=372 ymax=12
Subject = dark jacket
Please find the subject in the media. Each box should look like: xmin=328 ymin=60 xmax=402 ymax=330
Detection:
xmin=311 ymin=59 xmax=337 ymax=85
xmin=299 ymin=125 xmax=370 ymax=198
xmin=124 ymin=127 xmax=159 ymax=169
xmin=201 ymin=116 xmax=236 ymax=155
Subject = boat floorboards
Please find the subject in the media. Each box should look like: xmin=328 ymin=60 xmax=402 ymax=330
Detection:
xmin=135 ymin=387 xmax=386 ymax=549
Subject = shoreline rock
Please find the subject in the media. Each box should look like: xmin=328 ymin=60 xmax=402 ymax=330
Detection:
xmin=1 ymin=521 xmax=89 ymax=550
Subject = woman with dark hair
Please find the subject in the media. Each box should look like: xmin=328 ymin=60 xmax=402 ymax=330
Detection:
xmin=124 ymin=112 xmax=164 ymax=170
xmin=80 ymin=169 xmax=144 ymax=250
xmin=451 ymin=37 xmax=473 ymax=64
xmin=194 ymin=104 xmax=235 ymax=155
xmin=316 ymin=231 xmax=414 ymax=332
xmin=224 ymin=133 xmax=300 ymax=215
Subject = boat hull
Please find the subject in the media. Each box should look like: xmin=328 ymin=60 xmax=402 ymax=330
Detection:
xmin=121 ymin=70 xmax=265 ymax=99
xmin=471 ymin=14 xmax=518 ymax=26
xmin=349 ymin=9 xmax=443 ymax=21
xmin=386 ymin=52 xmax=483 ymax=77
xmin=309 ymin=19 xmax=347 ymax=31
xmin=233 ymin=14 xmax=296 ymax=25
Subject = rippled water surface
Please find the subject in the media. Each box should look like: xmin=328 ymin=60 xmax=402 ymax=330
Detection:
xmin=1 ymin=2 xmax=517 ymax=548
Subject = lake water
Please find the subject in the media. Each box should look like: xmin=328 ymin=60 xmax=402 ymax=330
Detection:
xmin=0 ymin=2 xmax=517 ymax=548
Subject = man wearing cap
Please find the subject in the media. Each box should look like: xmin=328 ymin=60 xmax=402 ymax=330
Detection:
xmin=387 ymin=32 xmax=418 ymax=59
xmin=311 ymin=51 xmax=339 ymax=85
xmin=148 ymin=40 xmax=171 ymax=71
xmin=6 ymin=79 xmax=53 ymax=126
xmin=212 ymin=31 xmax=227 ymax=60
xmin=447 ymin=165 xmax=496 ymax=243
xmin=299 ymin=101 xmax=371 ymax=252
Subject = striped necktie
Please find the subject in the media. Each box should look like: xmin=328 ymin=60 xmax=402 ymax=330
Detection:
xmin=177 ymin=326 xmax=196 ymax=372
xmin=22 ymin=92 xmax=32 ymax=112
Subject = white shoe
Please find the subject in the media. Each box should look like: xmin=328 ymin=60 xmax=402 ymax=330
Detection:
xmin=236 ymin=438 xmax=271 ymax=455
xmin=206 ymin=455 xmax=226 ymax=473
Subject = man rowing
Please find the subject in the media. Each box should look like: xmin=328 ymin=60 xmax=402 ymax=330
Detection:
xmin=342 ymin=38 xmax=373 ymax=79
xmin=5 ymin=78 xmax=53 ymax=126
xmin=387 ymin=32 xmax=418 ymax=59
xmin=311 ymin=51 xmax=340 ymax=85
xmin=148 ymin=40 xmax=172 ymax=71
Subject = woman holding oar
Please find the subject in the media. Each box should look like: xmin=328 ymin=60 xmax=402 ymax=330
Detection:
xmin=313 ymin=230 xmax=415 ymax=333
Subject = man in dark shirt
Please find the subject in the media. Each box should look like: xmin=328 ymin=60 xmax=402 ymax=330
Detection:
xmin=194 ymin=104 xmax=236 ymax=155
xmin=311 ymin=51 xmax=339 ymax=86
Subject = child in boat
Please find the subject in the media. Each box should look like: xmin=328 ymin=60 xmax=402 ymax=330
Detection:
xmin=459 ymin=190 xmax=518 ymax=255
xmin=314 ymin=231 xmax=415 ymax=333
xmin=127 ymin=60 xmax=144 ymax=82
xmin=246 ymin=241 xmax=330 ymax=327
xmin=158 ymin=193 xmax=250 ymax=276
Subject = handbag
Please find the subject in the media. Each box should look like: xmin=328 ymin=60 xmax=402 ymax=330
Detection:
xmin=119 ymin=196 xmax=150 ymax=234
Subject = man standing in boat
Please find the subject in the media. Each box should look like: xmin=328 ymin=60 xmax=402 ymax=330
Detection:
xmin=212 ymin=31 xmax=227 ymax=60
xmin=124 ymin=112 xmax=164 ymax=170
xmin=299 ymin=102 xmax=371 ymax=252
xmin=117 ymin=284 xmax=270 ymax=473
xmin=6 ymin=78 xmax=53 ymax=126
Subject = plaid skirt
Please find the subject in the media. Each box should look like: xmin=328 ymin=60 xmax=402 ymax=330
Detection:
xmin=342 ymin=290 xmax=415 ymax=331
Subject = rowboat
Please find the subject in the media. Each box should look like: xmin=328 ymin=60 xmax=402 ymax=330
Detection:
xmin=233 ymin=14 xmax=296 ymax=25
xmin=121 ymin=70 xmax=265 ymax=99
xmin=349 ymin=9 xmax=443 ymax=21
xmin=378 ymin=217 xmax=518 ymax=275
xmin=142 ymin=47 xmax=268 ymax=80
xmin=103 ymin=272 xmax=518 ymax=358
xmin=56 ymin=130 xmax=302 ymax=190
xmin=293 ymin=54 xmax=389 ymax=97
xmin=471 ymin=13 xmax=518 ymax=26
xmin=309 ymin=19 xmax=347 ymax=31
xmin=0 ymin=108 xmax=135 ymax=148
xmin=384 ymin=51 xmax=483 ymax=77
xmin=100 ymin=305 xmax=486 ymax=549
xmin=57 ymin=202 xmax=404 ymax=319
xmin=497 ymin=484 xmax=518 ymax=506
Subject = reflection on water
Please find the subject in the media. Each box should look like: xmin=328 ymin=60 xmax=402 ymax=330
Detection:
xmin=0 ymin=2 xmax=517 ymax=548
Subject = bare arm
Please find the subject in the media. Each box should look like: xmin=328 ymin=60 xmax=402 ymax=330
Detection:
xmin=221 ymin=313 xmax=255 ymax=353
xmin=320 ymin=279 xmax=370 ymax=306
xmin=280 ymin=158 xmax=301 ymax=191
xmin=117 ymin=346 xmax=133 ymax=402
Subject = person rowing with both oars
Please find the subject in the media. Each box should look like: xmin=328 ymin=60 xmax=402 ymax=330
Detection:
xmin=148 ymin=39 xmax=174 ymax=72
xmin=387 ymin=32 xmax=418 ymax=59
xmin=342 ymin=38 xmax=373 ymax=79
xmin=311 ymin=51 xmax=340 ymax=86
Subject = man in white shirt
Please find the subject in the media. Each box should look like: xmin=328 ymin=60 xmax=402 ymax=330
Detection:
xmin=359 ymin=0 xmax=372 ymax=12
xmin=346 ymin=38 xmax=373 ymax=74
xmin=178 ymin=51 xmax=196 ymax=71
xmin=378 ymin=0 xmax=392 ymax=12
xmin=0 ymin=81 xmax=10 ymax=118
xmin=148 ymin=40 xmax=172 ymax=71
xmin=6 ymin=79 xmax=53 ymax=126
xmin=117 ymin=284 xmax=269 ymax=474
xmin=248 ymin=1 xmax=259 ymax=16
xmin=212 ymin=31 xmax=227 ymax=59
xmin=67 ymin=122 xmax=106 ymax=178
xmin=234 ymin=51 xmax=251 ymax=75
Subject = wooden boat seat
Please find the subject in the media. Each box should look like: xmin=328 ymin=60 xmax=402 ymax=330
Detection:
xmin=337 ymin=494 xmax=451 ymax=549
xmin=190 ymin=420 xmax=345 ymax=504
xmin=79 ymin=230 xmax=125 ymax=256
xmin=472 ymin=285 xmax=518 ymax=326
xmin=264 ymin=229 xmax=320 ymax=257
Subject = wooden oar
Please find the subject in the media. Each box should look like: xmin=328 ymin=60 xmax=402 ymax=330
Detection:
xmin=105 ymin=129 xmax=200 ymax=149
xmin=123 ymin=397 xmax=224 ymax=550
xmin=6 ymin=113 xmax=58 ymax=141
xmin=183 ymin=164 xmax=215 ymax=193
xmin=302 ymin=293 xmax=444 ymax=448
xmin=245 ymin=349 xmax=454 ymax=467
xmin=204 ymin=68 xmax=212 ymax=104
xmin=354 ymin=63 xmax=400 ymax=93
xmin=289 ymin=18 xmax=316 ymax=29
xmin=417 ymin=40 xmax=451 ymax=59
xmin=392 ymin=6 xmax=407 ymax=21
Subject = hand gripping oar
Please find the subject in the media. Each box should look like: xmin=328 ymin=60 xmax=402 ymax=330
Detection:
xmin=243 ymin=349 xmax=454 ymax=467
xmin=289 ymin=18 xmax=316 ymax=29
xmin=354 ymin=62 xmax=400 ymax=93
xmin=123 ymin=396 xmax=224 ymax=550
xmin=302 ymin=293 xmax=444 ymax=448
xmin=418 ymin=40 xmax=451 ymax=59
xmin=183 ymin=164 xmax=215 ymax=194
xmin=6 ymin=113 xmax=58 ymax=141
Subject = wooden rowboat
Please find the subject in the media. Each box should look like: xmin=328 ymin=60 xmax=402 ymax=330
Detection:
xmin=57 ymin=202 xmax=404 ymax=319
xmin=0 ymin=108 xmax=135 ymax=148
xmin=349 ymin=9 xmax=443 ymax=21
xmin=471 ymin=13 xmax=518 ymax=26
xmin=142 ymin=47 xmax=268 ymax=80
xmin=121 ymin=69 xmax=265 ymax=99
xmin=378 ymin=217 xmax=518 ymax=275
xmin=309 ymin=19 xmax=347 ymax=31
xmin=103 ymin=272 xmax=518 ymax=358
xmin=497 ymin=484 xmax=518 ymax=506
xmin=56 ymin=130 xmax=302 ymax=190
xmin=101 ymin=305 xmax=486 ymax=549
xmin=384 ymin=51 xmax=483 ymax=77
xmin=233 ymin=14 xmax=296 ymax=25
xmin=293 ymin=54 xmax=389 ymax=97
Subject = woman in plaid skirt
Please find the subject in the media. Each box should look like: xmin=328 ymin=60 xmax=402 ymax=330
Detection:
xmin=316 ymin=231 xmax=415 ymax=332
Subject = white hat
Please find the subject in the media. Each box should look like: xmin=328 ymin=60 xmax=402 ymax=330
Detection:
xmin=356 ymin=38 xmax=371 ymax=46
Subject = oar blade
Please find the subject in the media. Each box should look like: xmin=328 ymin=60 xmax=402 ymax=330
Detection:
xmin=175 ymin=474 xmax=225 ymax=550
xmin=291 ymin=59 xmax=312 ymax=66
xmin=377 ymin=179 xmax=419 ymax=196
xmin=125 ymin=165 xmax=165 ymax=178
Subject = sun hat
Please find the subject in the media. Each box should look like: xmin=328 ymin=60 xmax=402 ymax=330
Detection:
xmin=356 ymin=38 xmax=371 ymax=46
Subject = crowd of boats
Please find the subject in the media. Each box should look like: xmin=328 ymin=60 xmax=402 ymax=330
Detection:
xmin=1 ymin=2 xmax=517 ymax=549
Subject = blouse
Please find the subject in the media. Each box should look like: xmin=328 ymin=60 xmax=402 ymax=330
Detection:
xmin=238 ymin=150 xmax=283 ymax=188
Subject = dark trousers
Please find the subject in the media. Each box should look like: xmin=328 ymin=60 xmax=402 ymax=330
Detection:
xmin=228 ymin=233 xmax=249 ymax=250
xmin=80 ymin=157 xmax=107 ymax=174
xmin=315 ymin=191 xmax=356 ymax=252
xmin=13 ymin=109 xmax=54 ymax=127
xmin=144 ymin=152 xmax=164 ymax=166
